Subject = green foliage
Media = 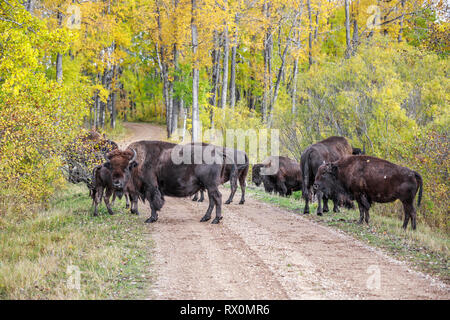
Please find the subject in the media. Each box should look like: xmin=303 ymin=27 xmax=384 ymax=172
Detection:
xmin=0 ymin=2 xmax=88 ymax=211
xmin=276 ymin=35 xmax=449 ymax=232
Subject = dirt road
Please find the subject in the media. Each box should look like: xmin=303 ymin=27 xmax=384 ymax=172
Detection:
xmin=120 ymin=122 xmax=449 ymax=300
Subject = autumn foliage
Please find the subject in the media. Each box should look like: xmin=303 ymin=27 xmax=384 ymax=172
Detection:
xmin=0 ymin=1 xmax=448 ymax=232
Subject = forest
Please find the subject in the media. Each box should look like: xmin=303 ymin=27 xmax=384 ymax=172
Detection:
xmin=0 ymin=0 xmax=448 ymax=232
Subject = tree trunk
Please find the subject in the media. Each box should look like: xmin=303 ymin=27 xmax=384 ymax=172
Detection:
xmin=56 ymin=10 xmax=63 ymax=83
xmin=307 ymin=0 xmax=313 ymax=66
xmin=229 ymin=14 xmax=239 ymax=110
xmin=291 ymin=57 xmax=298 ymax=114
xmin=221 ymin=26 xmax=229 ymax=109
xmin=398 ymin=0 xmax=405 ymax=42
xmin=344 ymin=0 xmax=351 ymax=58
xmin=229 ymin=42 xmax=237 ymax=110
xmin=191 ymin=0 xmax=200 ymax=142
xmin=210 ymin=31 xmax=221 ymax=108
xmin=171 ymin=44 xmax=179 ymax=135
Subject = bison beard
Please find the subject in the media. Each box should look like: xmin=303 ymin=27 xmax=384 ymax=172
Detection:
xmin=314 ymin=156 xmax=423 ymax=230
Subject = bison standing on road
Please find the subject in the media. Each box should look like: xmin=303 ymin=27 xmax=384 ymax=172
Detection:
xmin=301 ymin=136 xmax=361 ymax=215
xmin=122 ymin=140 xmax=176 ymax=216
xmin=192 ymin=144 xmax=249 ymax=205
xmin=252 ymin=156 xmax=302 ymax=197
xmin=106 ymin=143 xmax=238 ymax=224
xmin=313 ymin=155 xmax=423 ymax=230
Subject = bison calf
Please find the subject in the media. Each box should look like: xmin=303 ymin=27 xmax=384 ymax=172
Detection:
xmin=313 ymin=155 xmax=423 ymax=230
xmin=91 ymin=164 xmax=115 ymax=216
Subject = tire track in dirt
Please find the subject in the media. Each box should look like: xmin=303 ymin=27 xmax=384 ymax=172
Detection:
xmin=120 ymin=122 xmax=450 ymax=300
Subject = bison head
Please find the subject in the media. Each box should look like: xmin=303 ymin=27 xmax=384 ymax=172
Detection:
xmin=313 ymin=162 xmax=341 ymax=199
xmin=252 ymin=164 xmax=264 ymax=186
xmin=314 ymin=162 xmax=354 ymax=209
xmin=104 ymin=148 xmax=137 ymax=196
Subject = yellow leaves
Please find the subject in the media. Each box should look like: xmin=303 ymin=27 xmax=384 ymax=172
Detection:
xmin=92 ymin=84 xmax=109 ymax=103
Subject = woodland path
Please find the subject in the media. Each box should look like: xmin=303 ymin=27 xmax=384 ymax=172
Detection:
xmin=120 ymin=122 xmax=449 ymax=300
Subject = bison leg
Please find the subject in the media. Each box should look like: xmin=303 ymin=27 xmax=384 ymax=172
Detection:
xmin=198 ymin=190 xmax=205 ymax=202
xmin=125 ymin=193 xmax=130 ymax=209
xmin=93 ymin=187 xmax=103 ymax=216
xmin=144 ymin=201 xmax=159 ymax=223
xmin=130 ymin=194 xmax=139 ymax=215
xmin=200 ymin=191 xmax=215 ymax=222
xmin=332 ymin=199 xmax=340 ymax=213
xmin=111 ymin=192 xmax=116 ymax=207
xmin=316 ymin=191 xmax=323 ymax=216
xmin=238 ymin=175 xmax=246 ymax=205
xmin=364 ymin=210 xmax=370 ymax=224
xmin=225 ymin=176 xmax=239 ymax=204
xmin=277 ymin=181 xmax=288 ymax=197
xmin=322 ymin=197 xmax=329 ymax=213
xmin=303 ymin=192 xmax=310 ymax=214
xmin=202 ymin=187 xmax=222 ymax=224
xmin=356 ymin=202 xmax=365 ymax=224
xmin=401 ymin=200 xmax=416 ymax=230
xmin=104 ymin=189 xmax=114 ymax=215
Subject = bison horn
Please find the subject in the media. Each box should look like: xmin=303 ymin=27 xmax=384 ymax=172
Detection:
xmin=129 ymin=148 xmax=137 ymax=163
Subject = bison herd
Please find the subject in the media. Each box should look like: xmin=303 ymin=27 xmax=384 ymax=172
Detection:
xmin=87 ymin=135 xmax=423 ymax=230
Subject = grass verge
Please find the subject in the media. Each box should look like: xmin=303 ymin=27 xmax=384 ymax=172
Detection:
xmin=0 ymin=184 xmax=151 ymax=299
xmin=245 ymin=185 xmax=450 ymax=283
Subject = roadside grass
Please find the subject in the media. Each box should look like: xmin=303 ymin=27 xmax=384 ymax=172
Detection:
xmin=0 ymin=184 xmax=151 ymax=299
xmin=245 ymin=185 xmax=450 ymax=283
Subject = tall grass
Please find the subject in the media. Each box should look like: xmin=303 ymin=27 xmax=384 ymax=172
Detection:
xmin=0 ymin=184 xmax=151 ymax=299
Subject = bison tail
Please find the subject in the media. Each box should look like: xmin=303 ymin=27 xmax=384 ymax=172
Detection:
xmin=414 ymin=171 xmax=423 ymax=208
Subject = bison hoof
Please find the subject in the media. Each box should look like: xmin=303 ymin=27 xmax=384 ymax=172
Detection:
xmin=125 ymin=204 xmax=130 ymax=209
xmin=239 ymin=200 xmax=245 ymax=205
xmin=145 ymin=216 xmax=158 ymax=223
xmin=357 ymin=219 xmax=363 ymax=225
xmin=108 ymin=210 xmax=114 ymax=215
xmin=224 ymin=200 xmax=232 ymax=205
xmin=198 ymin=199 xmax=204 ymax=202
xmin=317 ymin=212 xmax=323 ymax=216
xmin=211 ymin=217 xmax=223 ymax=224
xmin=200 ymin=215 xmax=211 ymax=222
xmin=192 ymin=197 xmax=198 ymax=201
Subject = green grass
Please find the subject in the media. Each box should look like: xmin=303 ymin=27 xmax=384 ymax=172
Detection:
xmin=245 ymin=185 xmax=450 ymax=283
xmin=0 ymin=184 xmax=151 ymax=299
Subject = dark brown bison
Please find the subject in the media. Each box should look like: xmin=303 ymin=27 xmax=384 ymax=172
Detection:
xmin=301 ymin=136 xmax=359 ymax=215
xmin=252 ymin=156 xmax=302 ymax=196
xmin=91 ymin=163 xmax=129 ymax=216
xmin=106 ymin=143 xmax=237 ymax=224
xmin=113 ymin=140 xmax=177 ymax=216
xmin=192 ymin=144 xmax=249 ymax=205
xmin=313 ymin=155 xmax=423 ymax=230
